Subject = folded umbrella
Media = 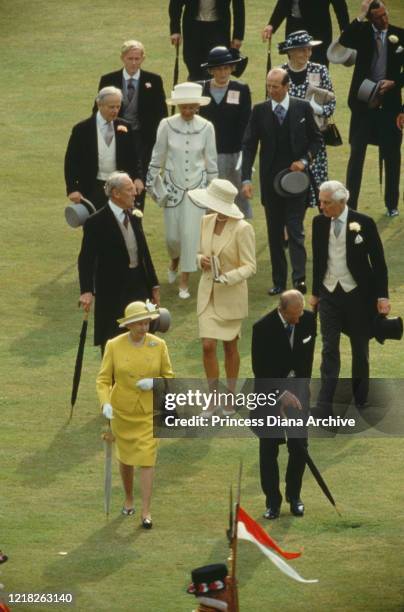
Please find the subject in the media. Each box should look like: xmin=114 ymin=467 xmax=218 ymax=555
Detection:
xmin=171 ymin=43 xmax=179 ymax=116
xmin=69 ymin=310 xmax=89 ymax=421
xmin=102 ymin=424 xmax=114 ymax=518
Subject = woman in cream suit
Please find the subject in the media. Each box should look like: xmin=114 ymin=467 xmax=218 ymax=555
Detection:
xmin=97 ymin=300 xmax=173 ymax=528
xmin=189 ymin=179 xmax=256 ymax=410
xmin=146 ymin=82 xmax=218 ymax=299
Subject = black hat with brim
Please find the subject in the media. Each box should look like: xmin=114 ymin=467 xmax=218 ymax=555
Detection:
xmin=201 ymin=46 xmax=248 ymax=78
xmin=187 ymin=563 xmax=228 ymax=596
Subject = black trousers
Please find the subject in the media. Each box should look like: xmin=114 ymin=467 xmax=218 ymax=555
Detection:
xmin=183 ymin=20 xmax=229 ymax=81
xmin=346 ymin=109 xmax=402 ymax=212
xmin=98 ymin=266 xmax=150 ymax=351
xmin=318 ymin=285 xmax=370 ymax=411
xmin=264 ymin=193 xmax=307 ymax=288
xmin=260 ymin=437 xmax=308 ymax=509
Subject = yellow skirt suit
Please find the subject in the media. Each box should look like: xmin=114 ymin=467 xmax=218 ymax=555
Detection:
xmin=197 ymin=214 xmax=256 ymax=340
xmin=96 ymin=332 xmax=174 ymax=466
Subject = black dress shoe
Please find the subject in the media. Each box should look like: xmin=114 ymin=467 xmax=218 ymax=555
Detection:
xmin=263 ymin=507 xmax=280 ymax=520
xmin=268 ymin=286 xmax=285 ymax=296
xmin=289 ymin=498 xmax=304 ymax=517
xmin=294 ymin=281 xmax=307 ymax=294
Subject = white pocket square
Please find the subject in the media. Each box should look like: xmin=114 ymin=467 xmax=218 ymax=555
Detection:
xmin=300 ymin=117 xmax=306 ymax=123
xmin=302 ymin=335 xmax=312 ymax=344
xmin=354 ymin=234 xmax=363 ymax=244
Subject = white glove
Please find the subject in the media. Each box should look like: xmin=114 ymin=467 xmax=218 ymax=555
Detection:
xmin=102 ymin=403 xmax=113 ymax=419
xmin=136 ymin=378 xmax=154 ymax=391
xmin=309 ymin=94 xmax=324 ymax=116
xmin=214 ymin=274 xmax=228 ymax=285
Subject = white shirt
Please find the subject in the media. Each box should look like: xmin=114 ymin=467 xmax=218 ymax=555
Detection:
xmin=271 ymin=94 xmax=290 ymax=113
xmin=108 ymin=199 xmax=129 ymax=225
xmin=123 ymin=68 xmax=140 ymax=83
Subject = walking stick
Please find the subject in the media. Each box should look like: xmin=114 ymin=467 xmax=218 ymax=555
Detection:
xmin=171 ymin=43 xmax=179 ymax=116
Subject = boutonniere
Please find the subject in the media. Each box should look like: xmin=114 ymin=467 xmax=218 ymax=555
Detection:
xmin=349 ymin=222 xmax=361 ymax=232
xmin=117 ymin=124 xmax=128 ymax=133
xmin=132 ymin=208 xmax=143 ymax=218
xmin=145 ymin=82 xmax=152 ymax=88
xmin=388 ymin=34 xmax=399 ymax=44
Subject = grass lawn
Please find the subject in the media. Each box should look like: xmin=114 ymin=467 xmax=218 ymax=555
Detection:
xmin=1 ymin=1 xmax=403 ymax=610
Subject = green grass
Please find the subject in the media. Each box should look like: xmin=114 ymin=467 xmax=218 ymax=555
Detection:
xmin=1 ymin=1 xmax=404 ymax=610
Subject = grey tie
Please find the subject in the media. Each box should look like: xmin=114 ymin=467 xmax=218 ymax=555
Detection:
xmin=274 ymin=104 xmax=286 ymax=125
xmin=127 ymin=78 xmax=136 ymax=101
xmin=333 ymin=218 xmax=343 ymax=238
xmin=104 ymin=121 xmax=114 ymax=146
xmin=376 ymin=32 xmax=382 ymax=56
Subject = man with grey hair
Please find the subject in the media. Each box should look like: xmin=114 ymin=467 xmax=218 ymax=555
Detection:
xmin=65 ymin=86 xmax=143 ymax=210
xmin=310 ymin=179 xmax=391 ymax=412
xmin=94 ymin=41 xmax=167 ymax=209
xmin=78 ymin=171 xmax=159 ymax=352
xmin=252 ymin=289 xmax=316 ymax=519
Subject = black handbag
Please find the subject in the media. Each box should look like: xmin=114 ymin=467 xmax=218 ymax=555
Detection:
xmin=322 ymin=122 xmax=343 ymax=147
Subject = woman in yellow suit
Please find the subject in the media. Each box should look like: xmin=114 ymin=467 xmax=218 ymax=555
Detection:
xmin=96 ymin=300 xmax=173 ymax=528
xmin=189 ymin=179 xmax=256 ymax=413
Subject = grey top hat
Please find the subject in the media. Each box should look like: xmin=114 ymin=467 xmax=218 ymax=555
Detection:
xmin=327 ymin=40 xmax=357 ymax=67
xmin=273 ymin=169 xmax=310 ymax=198
xmin=149 ymin=307 xmax=171 ymax=334
xmin=65 ymin=197 xmax=96 ymax=228
xmin=357 ymin=79 xmax=382 ymax=108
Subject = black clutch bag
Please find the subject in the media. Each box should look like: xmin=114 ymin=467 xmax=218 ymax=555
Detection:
xmin=322 ymin=122 xmax=343 ymax=147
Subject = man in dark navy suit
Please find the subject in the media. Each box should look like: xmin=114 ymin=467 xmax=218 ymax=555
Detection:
xmin=310 ymin=180 xmax=391 ymax=413
xmin=252 ymin=290 xmax=316 ymax=519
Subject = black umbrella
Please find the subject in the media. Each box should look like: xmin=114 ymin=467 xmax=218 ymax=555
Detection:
xmin=265 ymin=39 xmax=272 ymax=98
xmin=171 ymin=43 xmax=180 ymax=116
xmin=69 ymin=309 xmax=89 ymax=421
xmin=302 ymin=444 xmax=341 ymax=515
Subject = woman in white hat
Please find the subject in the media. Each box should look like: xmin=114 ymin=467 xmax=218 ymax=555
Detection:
xmin=280 ymin=31 xmax=336 ymax=207
xmin=146 ymin=82 xmax=218 ymax=299
xmin=96 ymin=300 xmax=173 ymax=528
xmin=189 ymin=179 xmax=256 ymax=412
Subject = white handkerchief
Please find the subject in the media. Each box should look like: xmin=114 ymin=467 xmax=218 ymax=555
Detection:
xmin=227 ymin=90 xmax=240 ymax=105
xmin=302 ymin=335 xmax=312 ymax=344
xmin=355 ymin=234 xmax=364 ymax=244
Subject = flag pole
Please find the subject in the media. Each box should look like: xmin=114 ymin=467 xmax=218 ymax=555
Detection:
xmin=227 ymin=461 xmax=242 ymax=612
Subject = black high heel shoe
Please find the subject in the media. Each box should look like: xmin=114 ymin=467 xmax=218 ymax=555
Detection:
xmin=142 ymin=517 xmax=153 ymax=529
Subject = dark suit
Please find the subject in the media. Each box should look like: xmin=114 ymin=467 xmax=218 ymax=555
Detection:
xmin=64 ymin=115 xmax=142 ymax=210
xmin=339 ymin=20 xmax=404 ymax=212
xmin=312 ymin=208 xmax=389 ymax=410
xmin=78 ymin=204 xmax=158 ymax=348
xmin=268 ymin=0 xmax=350 ymax=66
xmin=242 ymin=96 xmax=322 ymax=288
xmin=252 ymin=309 xmax=316 ymax=510
xmin=169 ymin=0 xmax=245 ymax=80
xmin=94 ymin=69 xmax=167 ymax=193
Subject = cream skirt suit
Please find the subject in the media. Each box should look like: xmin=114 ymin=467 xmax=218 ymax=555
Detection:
xmin=96 ymin=332 xmax=174 ymax=466
xmin=197 ymin=214 xmax=256 ymax=340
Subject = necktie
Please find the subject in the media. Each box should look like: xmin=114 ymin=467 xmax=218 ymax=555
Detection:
xmin=376 ymin=32 xmax=382 ymax=56
xmin=123 ymin=210 xmax=130 ymax=229
xmin=274 ymin=104 xmax=286 ymax=125
xmin=333 ymin=218 xmax=342 ymax=238
xmin=127 ymin=78 xmax=136 ymax=101
xmin=286 ymin=323 xmax=294 ymax=338
xmin=104 ymin=121 xmax=114 ymax=146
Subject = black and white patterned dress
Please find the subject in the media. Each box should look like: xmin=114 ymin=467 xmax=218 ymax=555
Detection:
xmin=282 ymin=61 xmax=336 ymax=206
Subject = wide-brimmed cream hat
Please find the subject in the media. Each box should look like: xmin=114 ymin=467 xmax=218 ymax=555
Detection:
xmin=166 ymin=82 xmax=211 ymax=106
xmin=188 ymin=179 xmax=244 ymax=219
xmin=117 ymin=300 xmax=160 ymax=328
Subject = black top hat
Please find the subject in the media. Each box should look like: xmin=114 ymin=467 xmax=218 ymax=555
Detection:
xmin=273 ymin=168 xmax=310 ymax=198
xmin=201 ymin=46 xmax=248 ymax=78
xmin=187 ymin=563 xmax=228 ymax=596
xmin=278 ymin=30 xmax=322 ymax=54
xmin=373 ymin=314 xmax=403 ymax=345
